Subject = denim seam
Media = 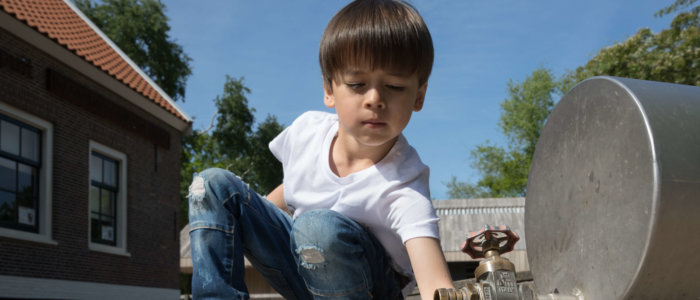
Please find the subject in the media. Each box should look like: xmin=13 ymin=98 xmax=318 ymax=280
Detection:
xmin=228 ymin=224 xmax=235 ymax=284
xmin=189 ymin=224 xmax=235 ymax=235
xmin=242 ymin=188 xmax=287 ymax=232
xmin=245 ymin=251 xmax=300 ymax=300
xmin=220 ymin=189 xmax=237 ymax=207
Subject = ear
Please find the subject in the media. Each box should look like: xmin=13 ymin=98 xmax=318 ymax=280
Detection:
xmin=323 ymin=79 xmax=336 ymax=108
xmin=413 ymin=82 xmax=427 ymax=112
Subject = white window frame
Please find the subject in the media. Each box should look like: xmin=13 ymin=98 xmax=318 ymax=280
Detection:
xmin=88 ymin=140 xmax=129 ymax=256
xmin=0 ymin=101 xmax=55 ymax=245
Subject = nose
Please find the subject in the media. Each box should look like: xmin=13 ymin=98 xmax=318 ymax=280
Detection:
xmin=363 ymin=88 xmax=385 ymax=109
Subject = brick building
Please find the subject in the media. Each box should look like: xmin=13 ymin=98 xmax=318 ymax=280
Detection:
xmin=0 ymin=0 xmax=191 ymax=298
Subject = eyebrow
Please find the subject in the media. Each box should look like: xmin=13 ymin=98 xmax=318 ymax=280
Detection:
xmin=342 ymin=70 xmax=411 ymax=77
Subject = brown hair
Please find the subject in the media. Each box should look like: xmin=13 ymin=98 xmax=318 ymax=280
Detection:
xmin=319 ymin=0 xmax=434 ymax=86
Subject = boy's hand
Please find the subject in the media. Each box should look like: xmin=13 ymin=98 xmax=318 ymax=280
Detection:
xmin=405 ymin=237 xmax=454 ymax=300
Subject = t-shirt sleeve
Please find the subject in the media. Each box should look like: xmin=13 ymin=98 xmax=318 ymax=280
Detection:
xmin=269 ymin=125 xmax=290 ymax=165
xmin=269 ymin=111 xmax=331 ymax=167
xmin=392 ymin=196 xmax=440 ymax=243
xmin=378 ymin=141 xmax=439 ymax=244
xmin=387 ymin=172 xmax=440 ymax=243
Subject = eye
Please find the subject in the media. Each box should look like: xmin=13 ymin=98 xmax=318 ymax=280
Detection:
xmin=386 ymin=84 xmax=405 ymax=91
xmin=347 ymin=83 xmax=364 ymax=89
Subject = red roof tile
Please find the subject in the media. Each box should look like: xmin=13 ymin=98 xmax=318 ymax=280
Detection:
xmin=0 ymin=0 xmax=188 ymax=122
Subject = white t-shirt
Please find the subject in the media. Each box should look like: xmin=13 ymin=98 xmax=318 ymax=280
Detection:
xmin=269 ymin=111 xmax=439 ymax=293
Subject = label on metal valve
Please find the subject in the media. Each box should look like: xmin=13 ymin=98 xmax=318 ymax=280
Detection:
xmin=495 ymin=271 xmax=517 ymax=294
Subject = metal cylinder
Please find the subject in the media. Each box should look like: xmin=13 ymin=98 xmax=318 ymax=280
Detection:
xmin=525 ymin=76 xmax=700 ymax=299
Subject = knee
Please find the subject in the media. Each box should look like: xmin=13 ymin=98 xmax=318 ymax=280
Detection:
xmin=291 ymin=210 xmax=362 ymax=266
xmin=292 ymin=210 xmax=351 ymax=241
xmin=188 ymin=168 xmax=241 ymax=198
xmin=188 ymin=168 xmax=247 ymax=215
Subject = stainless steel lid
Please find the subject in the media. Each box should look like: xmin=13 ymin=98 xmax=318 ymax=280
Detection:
xmin=525 ymin=76 xmax=700 ymax=299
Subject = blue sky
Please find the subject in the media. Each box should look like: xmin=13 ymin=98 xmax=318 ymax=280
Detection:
xmin=165 ymin=0 xmax=672 ymax=199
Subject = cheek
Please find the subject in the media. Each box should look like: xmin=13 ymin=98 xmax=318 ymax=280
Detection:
xmin=401 ymin=111 xmax=413 ymax=125
xmin=397 ymin=106 xmax=415 ymax=126
xmin=334 ymin=102 xmax=357 ymax=120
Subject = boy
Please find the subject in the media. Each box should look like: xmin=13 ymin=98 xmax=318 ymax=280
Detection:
xmin=188 ymin=1 xmax=454 ymax=299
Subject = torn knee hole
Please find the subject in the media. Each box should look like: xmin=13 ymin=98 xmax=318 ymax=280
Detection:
xmin=297 ymin=246 xmax=325 ymax=268
xmin=188 ymin=176 xmax=206 ymax=199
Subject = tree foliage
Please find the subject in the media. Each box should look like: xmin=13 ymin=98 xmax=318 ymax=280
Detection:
xmin=447 ymin=68 xmax=562 ymax=199
xmin=75 ymin=0 xmax=192 ymax=101
xmin=656 ymin=0 xmax=699 ymax=17
xmin=248 ymin=116 xmax=285 ymax=193
xmin=570 ymin=0 xmax=700 ymax=86
xmin=179 ymin=77 xmax=284 ymax=225
xmin=448 ymin=1 xmax=700 ymax=199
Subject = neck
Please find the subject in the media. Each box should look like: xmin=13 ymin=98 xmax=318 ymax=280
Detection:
xmin=329 ymin=129 xmax=398 ymax=178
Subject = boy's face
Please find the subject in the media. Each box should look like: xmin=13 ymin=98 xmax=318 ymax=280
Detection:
xmin=323 ymin=67 xmax=427 ymax=148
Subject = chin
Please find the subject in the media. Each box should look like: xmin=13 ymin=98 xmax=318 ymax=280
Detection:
xmin=359 ymin=136 xmax=398 ymax=148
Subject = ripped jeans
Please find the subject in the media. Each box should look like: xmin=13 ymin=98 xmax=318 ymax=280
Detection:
xmin=188 ymin=168 xmax=406 ymax=300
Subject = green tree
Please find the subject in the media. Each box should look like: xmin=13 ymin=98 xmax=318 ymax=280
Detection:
xmin=179 ymin=76 xmax=284 ymax=225
xmin=75 ymin=0 xmax=192 ymax=101
xmin=248 ymin=115 xmax=285 ymax=194
xmin=212 ymin=77 xmax=255 ymax=164
xmin=448 ymin=1 xmax=700 ymax=199
xmin=656 ymin=0 xmax=699 ymax=18
xmin=570 ymin=0 xmax=700 ymax=86
xmin=447 ymin=68 xmax=563 ymax=199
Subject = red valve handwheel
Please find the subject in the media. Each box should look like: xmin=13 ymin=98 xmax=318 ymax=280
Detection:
xmin=461 ymin=224 xmax=520 ymax=259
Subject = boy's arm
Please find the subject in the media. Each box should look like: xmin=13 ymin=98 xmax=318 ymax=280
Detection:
xmin=265 ymin=183 xmax=288 ymax=212
xmin=405 ymin=237 xmax=454 ymax=300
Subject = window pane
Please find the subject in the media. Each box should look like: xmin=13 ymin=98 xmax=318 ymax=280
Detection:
xmin=101 ymin=218 xmax=114 ymax=242
xmin=21 ymin=128 xmax=39 ymax=162
xmin=0 ymin=120 xmax=20 ymax=155
xmin=90 ymin=185 xmax=100 ymax=213
xmin=91 ymin=217 xmax=100 ymax=241
xmin=90 ymin=154 xmax=102 ymax=182
xmin=103 ymin=159 xmax=116 ymax=187
xmin=16 ymin=189 xmax=33 ymax=208
xmin=0 ymin=190 xmax=16 ymax=222
xmin=101 ymin=189 xmax=114 ymax=217
xmin=17 ymin=205 xmax=36 ymax=226
xmin=17 ymin=163 xmax=34 ymax=197
xmin=0 ymin=157 xmax=16 ymax=192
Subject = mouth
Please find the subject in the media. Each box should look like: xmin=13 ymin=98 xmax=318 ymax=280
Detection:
xmin=362 ymin=119 xmax=386 ymax=128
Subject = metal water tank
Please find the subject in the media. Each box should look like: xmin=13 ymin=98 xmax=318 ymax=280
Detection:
xmin=525 ymin=76 xmax=700 ymax=299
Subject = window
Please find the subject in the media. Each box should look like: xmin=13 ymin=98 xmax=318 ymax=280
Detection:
xmin=0 ymin=102 xmax=54 ymax=245
xmin=90 ymin=152 xmax=118 ymax=245
xmin=88 ymin=141 xmax=128 ymax=255
xmin=0 ymin=115 xmax=41 ymax=232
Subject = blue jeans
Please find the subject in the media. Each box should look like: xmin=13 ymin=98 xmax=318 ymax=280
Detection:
xmin=188 ymin=168 xmax=407 ymax=300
